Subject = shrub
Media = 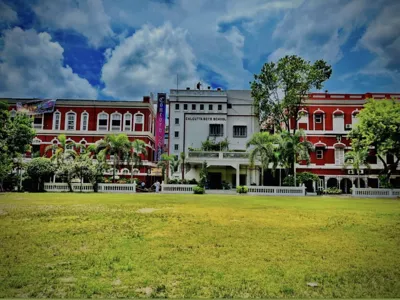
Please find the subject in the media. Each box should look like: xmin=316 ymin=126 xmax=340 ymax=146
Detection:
xmin=168 ymin=178 xmax=178 ymax=184
xmin=188 ymin=178 xmax=198 ymax=185
xmin=236 ymin=185 xmax=248 ymax=194
xmin=193 ymin=185 xmax=205 ymax=194
xmin=324 ymin=187 xmax=342 ymax=194
xmin=222 ymin=181 xmax=231 ymax=190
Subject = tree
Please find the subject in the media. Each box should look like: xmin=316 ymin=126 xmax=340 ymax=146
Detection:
xmin=348 ymin=98 xmax=400 ymax=183
xmin=344 ymin=140 xmax=370 ymax=188
xmin=246 ymin=132 xmax=280 ymax=186
xmin=130 ymin=139 xmax=147 ymax=183
xmin=179 ymin=152 xmax=186 ymax=180
xmin=45 ymin=134 xmax=77 ymax=166
xmin=157 ymin=154 xmax=176 ymax=182
xmin=199 ymin=161 xmax=208 ymax=188
xmin=279 ymin=130 xmax=314 ymax=186
xmin=95 ymin=134 xmax=131 ymax=182
xmin=26 ymin=158 xmax=54 ymax=192
xmin=251 ymin=55 xmax=332 ymax=134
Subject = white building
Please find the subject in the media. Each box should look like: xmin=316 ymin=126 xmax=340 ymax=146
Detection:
xmin=168 ymin=88 xmax=261 ymax=188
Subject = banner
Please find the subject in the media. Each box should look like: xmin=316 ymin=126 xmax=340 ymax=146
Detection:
xmin=154 ymin=93 xmax=166 ymax=161
xmin=16 ymin=99 xmax=56 ymax=115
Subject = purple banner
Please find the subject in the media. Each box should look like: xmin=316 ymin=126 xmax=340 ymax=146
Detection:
xmin=17 ymin=99 xmax=56 ymax=115
xmin=154 ymin=93 xmax=166 ymax=161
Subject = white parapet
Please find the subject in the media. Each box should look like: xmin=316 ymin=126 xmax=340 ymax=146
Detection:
xmin=98 ymin=183 xmax=136 ymax=193
xmin=161 ymin=184 xmax=196 ymax=194
xmin=247 ymin=186 xmax=306 ymax=196
xmin=352 ymin=188 xmax=400 ymax=198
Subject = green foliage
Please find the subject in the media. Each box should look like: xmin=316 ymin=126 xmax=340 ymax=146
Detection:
xmin=201 ymin=137 xmax=229 ymax=151
xmin=157 ymin=154 xmax=178 ymax=181
xmin=378 ymin=175 xmax=392 ymax=188
xmin=348 ymin=98 xmax=400 ymax=181
xmin=324 ymin=187 xmax=342 ymax=194
xmin=26 ymin=158 xmax=54 ymax=191
xmin=130 ymin=139 xmax=147 ymax=182
xmin=199 ymin=161 xmax=208 ymax=188
xmin=251 ymin=55 xmax=332 ymax=133
xmin=193 ymin=185 xmax=205 ymax=194
xmin=297 ymin=172 xmax=319 ymax=184
xmin=236 ymin=185 xmax=248 ymax=193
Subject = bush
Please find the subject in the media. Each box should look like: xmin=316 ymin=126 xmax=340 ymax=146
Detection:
xmin=222 ymin=181 xmax=231 ymax=190
xmin=188 ymin=178 xmax=198 ymax=185
xmin=193 ymin=185 xmax=205 ymax=194
xmin=324 ymin=187 xmax=342 ymax=194
xmin=168 ymin=178 xmax=178 ymax=184
xmin=236 ymin=185 xmax=248 ymax=194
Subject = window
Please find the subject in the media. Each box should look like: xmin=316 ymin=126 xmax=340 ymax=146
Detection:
xmin=33 ymin=114 xmax=43 ymax=129
xmin=175 ymin=118 xmax=179 ymax=125
xmin=218 ymin=104 xmax=222 ymax=111
xmin=233 ymin=126 xmax=247 ymax=138
xmin=65 ymin=112 xmax=76 ymax=130
xmin=335 ymin=148 xmax=344 ymax=165
xmin=184 ymin=104 xmax=188 ymax=110
xmin=66 ymin=143 xmax=74 ymax=150
xmin=316 ymin=150 xmax=323 ymax=159
xmin=209 ymin=104 xmax=213 ymax=110
xmin=124 ymin=113 xmax=132 ymax=131
xmin=192 ymin=104 xmax=196 ymax=110
xmin=315 ymin=114 xmax=322 ymax=123
xmin=174 ymin=144 xmax=179 ymax=151
xmin=53 ymin=111 xmax=61 ymax=130
xmin=227 ymin=103 xmax=232 ymax=109
xmin=111 ymin=113 xmax=122 ymax=131
xmin=98 ymin=112 xmax=108 ymax=131
xmin=80 ymin=143 xmax=86 ymax=154
xmin=209 ymin=124 xmax=223 ymax=136
xmin=333 ymin=113 xmax=344 ymax=131
xmin=81 ymin=112 xmax=88 ymax=131
xmin=10 ymin=109 xmax=16 ymax=121
xmin=134 ymin=114 xmax=144 ymax=124
xmin=200 ymin=104 xmax=204 ymax=110
xmin=174 ymin=131 xmax=179 ymax=138
xmin=175 ymin=104 xmax=180 ymax=110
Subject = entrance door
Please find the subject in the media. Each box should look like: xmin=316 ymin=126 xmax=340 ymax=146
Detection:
xmin=209 ymin=173 xmax=222 ymax=189
xmin=239 ymin=175 xmax=246 ymax=186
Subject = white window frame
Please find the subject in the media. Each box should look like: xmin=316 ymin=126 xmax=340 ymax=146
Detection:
xmin=65 ymin=111 xmax=77 ymax=131
xmin=110 ymin=112 xmax=122 ymax=131
xmin=174 ymin=144 xmax=179 ymax=151
xmin=192 ymin=104 xmax=196 ymax=111
xmin=335 ymin=147 xmax=345 ymax=165
xmin=79 ymin=142 xmax=86 ymax=153
xmin=209 ymin=124 xmax=223 ymax=137
xmin=175 ymin=118 xmax=180 ymax=125
xmin=218 ymin=104 xmax=222 ymax=111
xmin=148 ymin=114 xmax=152 ymax=132
xmin=316 ymin=149 xmax=323 ymax=159
xmin=53 ymin=111 xmax=61 ymax=130
xmin=33 ymin=114 xmax=44 ymax=130
xmin=315 ymin=114 xmax=322 ymax=123
xmin=80 ymin=111 xmax=89 ymax=131
xmin=174 ymin=131 xmax=179 ymax=138
xmin=97 ymin=112 xmax=109 ymax=131
xmin=134 ymin=113 xmax=144 ymax=131
xmin=123 ymin=112 xmax=132 ymax=131
xmin=233 ymin=125 xmax=247 ymax=138
xmin=175 ymin=103 xmax=180 ymax=111
xmin=200 ymin=104 xmax=204 ymax=111
xmin=183 ymin=104 xmax=188 ymax=111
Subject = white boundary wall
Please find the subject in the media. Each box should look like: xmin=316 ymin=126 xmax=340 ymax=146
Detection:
xmin=98 ymin=183 xmax=136 ymax=193
xmin=44 ymin=183 xmax=137 ymax=193
xmin=161 ymin=184 xmax=196 ymax=194
xmin=247 ymin=186 xmax=306 ymax=196
xmin=352 ymin=188 xmax=400 ymax=198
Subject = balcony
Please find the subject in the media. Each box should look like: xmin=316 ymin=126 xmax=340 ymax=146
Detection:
xmin=187 ymin=151 xmax=249 ymax=161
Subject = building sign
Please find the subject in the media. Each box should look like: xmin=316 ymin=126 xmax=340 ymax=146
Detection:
xmin=150 ymin=168 xmax=162 ymax=176
xmin=154 ymin=93 xmax=166 ymax=161
xmin=16 ymin=99 xmax=56 ymax=115
xmin=185 ymin=117 xmax=226 ymax=121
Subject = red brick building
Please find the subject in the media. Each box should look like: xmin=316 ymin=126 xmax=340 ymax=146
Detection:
xmin=5 ymin=97 xmax=159 ymax=184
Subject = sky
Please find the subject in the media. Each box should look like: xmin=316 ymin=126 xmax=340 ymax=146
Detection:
xmin=0 ymin=0 xmax=399 ymax=101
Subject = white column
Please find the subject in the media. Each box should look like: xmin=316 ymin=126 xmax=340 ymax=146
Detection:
xmin=236 ymin=164 xmax=240 ymax=187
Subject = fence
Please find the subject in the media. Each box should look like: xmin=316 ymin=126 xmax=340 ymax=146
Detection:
xmin=161 ymin=184 xmax=196 ymax=194
xmin=352 ymin=188 xmax=400 ymax=198
xmin=44 ymin=183 xmax=137 ymax=193
xmin=247 ymin=186 xmax=306 ymax=196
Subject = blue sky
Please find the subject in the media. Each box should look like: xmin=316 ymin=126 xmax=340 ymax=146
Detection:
xmin=0 ymin=0 xmax=399 ymax=100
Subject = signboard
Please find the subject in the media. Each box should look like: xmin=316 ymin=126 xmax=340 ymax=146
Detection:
xmin=154 ymin=93 xmax=166 ymax=161
xmin=16 ymin=99 xmax=56 ymax=115
xmin=185 ymin=116 xmax=226 ymax=121
xmin=150 ymin=168 xmax=162 ymax=176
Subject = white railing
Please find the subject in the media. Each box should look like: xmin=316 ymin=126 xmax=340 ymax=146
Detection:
xmin=247 ymin=186 xmax=306 ymax=196
xmin=352 ymin=188 xmax=400 ymax=198
xmin=98 ymin=183 xmax=136 ymax=193
xmin=161 ymin=184 xmax=196 ymax=194
xmin=44 ymin=183 xmax=94 ymax=192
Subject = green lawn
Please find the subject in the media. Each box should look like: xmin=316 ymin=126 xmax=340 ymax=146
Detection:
xmin=0 ymin=193 xmax=399 ymax=298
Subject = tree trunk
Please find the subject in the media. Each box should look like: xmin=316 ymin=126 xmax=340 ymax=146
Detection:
xmin=293 ymin=153 xmax=297 ymax=187
xmin=113 ymin=155 xmax=116 ymax=183
xmin=357 ymin=168 xmax=360 ymax=189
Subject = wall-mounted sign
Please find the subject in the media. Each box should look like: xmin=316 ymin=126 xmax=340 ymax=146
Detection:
xmin=150 ymin=168 xmax=162 ymax=176
xmin=17 ymin=99 xmax=56 ymax=115
xmin=185 ymin=117 xmax=226 ymax=121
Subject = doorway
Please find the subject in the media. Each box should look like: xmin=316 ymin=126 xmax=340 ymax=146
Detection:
xmin=209 ymin=173 xmax=222 ymax=189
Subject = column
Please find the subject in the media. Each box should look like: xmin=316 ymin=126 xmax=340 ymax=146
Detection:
xmin=236 ymin=164 xmax=240 ymax=187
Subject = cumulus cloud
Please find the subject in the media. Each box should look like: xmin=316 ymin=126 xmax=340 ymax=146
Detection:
xmin=32 ymin=0 xmax=114 ymax=48
xmin=101 ymin=22 xmax=206 ymax=99
xmin=0 ymin=27 xmax=97 ymax=99
xmin=0 ymin=1 xmax=18 ymax=24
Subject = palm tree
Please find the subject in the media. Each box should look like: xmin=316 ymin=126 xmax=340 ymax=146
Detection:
xmin=95 ymin=134 xmax=131 ymax=182
xmin=130 ymin=139 xmax=147 ymax=183
xmin=345 ymin=143 xmax=370 ymax=188
xmin=157 ymin=153 xmax=177 ymax=182
xmin=280 ymin=130 xmax=314 ymax=186
xmin=246 ymin=132 xmax=280 ymax=186
xmin=45 ymin=134 xmax=77 ymax=165
xmin=179 ymin=152 xmax=186 ymax=180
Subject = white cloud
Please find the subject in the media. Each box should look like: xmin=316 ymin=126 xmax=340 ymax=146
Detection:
xmin=0 ymin=1 xmax=18 ymax=24
xmin=268 ymin=0 xmax=377 ymax=64
xmin=0 ymin=27 xmax=97 ymax=99
xmin=32 ymin=0 xmax=114 ymax=48
xmin=101 ymin=22 xmax=205 ymax=99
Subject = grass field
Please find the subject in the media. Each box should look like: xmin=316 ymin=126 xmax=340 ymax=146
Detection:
xmin=0 ymin=193 xmax=399 ymax=298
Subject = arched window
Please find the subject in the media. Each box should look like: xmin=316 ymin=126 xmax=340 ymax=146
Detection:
xmin=97 ymin=112 xmax=109 ymax=131
xmin=111 ymin=112 xmax=122 ymax=131
xmin=134 ymin=112 xmax=144 ymax=131
xmin=81 ymin=112 xmax=89 ymax=131
xmin=79 ymin=141 xmax=86 ymax=153
xmin=65 ymin=111 xmax=77 ymax=131
xmin=124 ymin=112 xmax=132 ymax=131
xmin=332 ymin=109 xmax=344 ymax=132
xmin=53 ymin=111 xmax=61 ymax=130
xmin=10 ymin=109 xmax=16 ymax=121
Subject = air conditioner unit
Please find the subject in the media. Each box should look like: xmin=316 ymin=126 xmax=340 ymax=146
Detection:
xmin=347 ymin=170 xmax=354 ymax=175
xmin=345 ymin=124 xmax=352 ymax=130
xmin=359 ymin=169 xmax=364 ymax=174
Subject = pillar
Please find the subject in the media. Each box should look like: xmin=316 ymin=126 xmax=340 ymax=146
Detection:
xmin=236 ymin=164 xmax=240 ymax=187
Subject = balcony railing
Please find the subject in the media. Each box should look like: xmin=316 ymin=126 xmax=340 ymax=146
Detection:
xmin=187 ymin=151 xmax=249 ymax=160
